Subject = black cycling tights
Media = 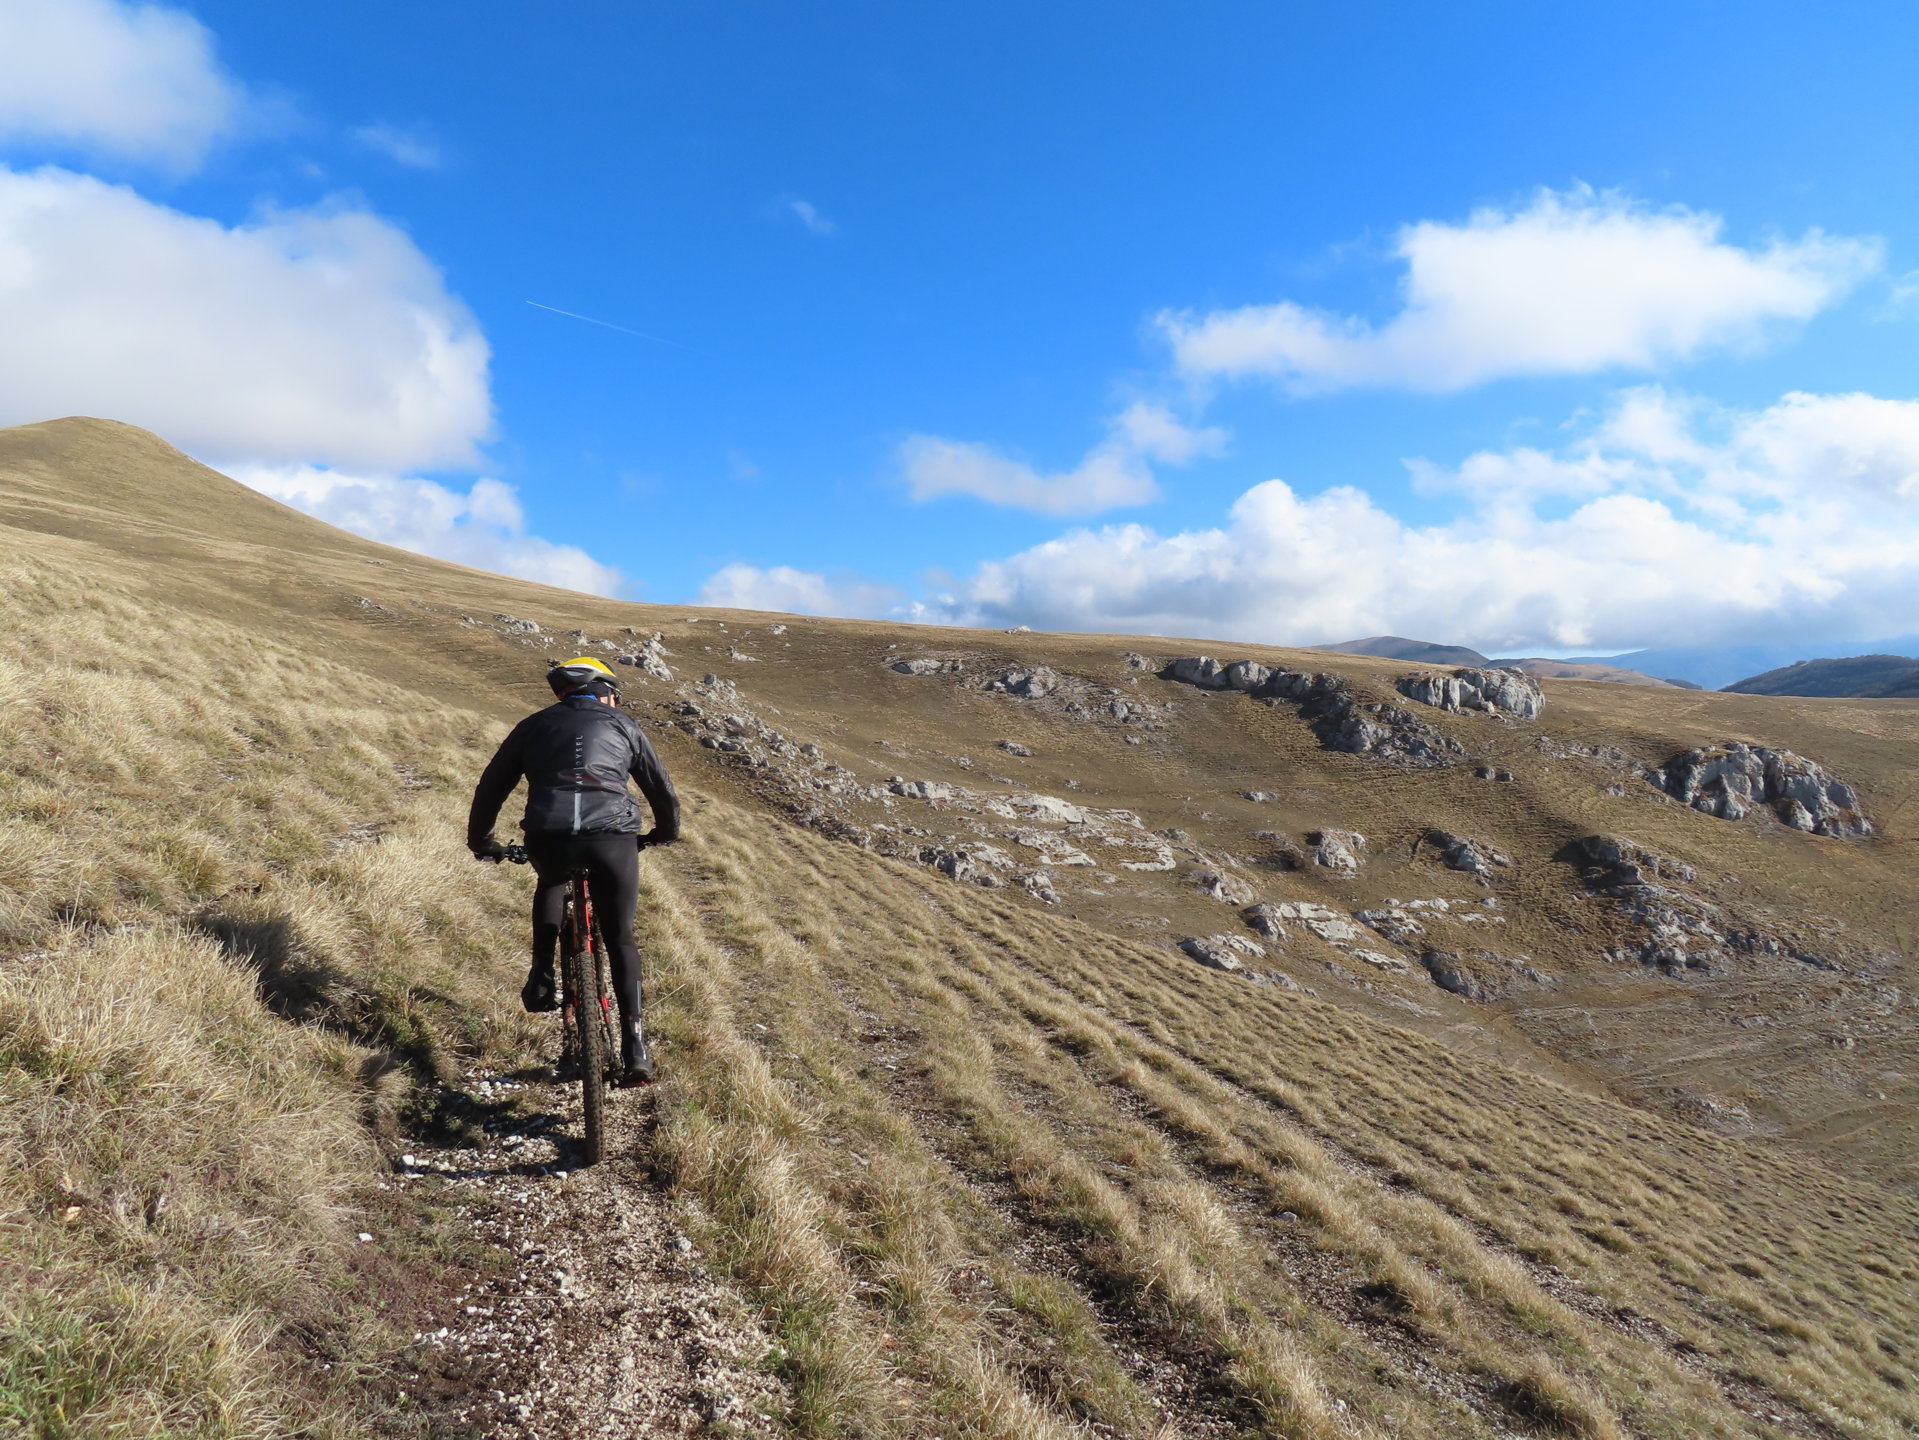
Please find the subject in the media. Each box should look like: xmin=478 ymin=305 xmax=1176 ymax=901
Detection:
xmin=524 ymin=833 xmax=644 ymax=1028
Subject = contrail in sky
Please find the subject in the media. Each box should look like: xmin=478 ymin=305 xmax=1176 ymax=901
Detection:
xmin=525 ymin=300 xmax=691 ymax=350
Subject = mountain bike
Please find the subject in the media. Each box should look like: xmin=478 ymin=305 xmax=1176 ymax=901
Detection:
xmin=504 ymin=844 xmax=619 ymax=1165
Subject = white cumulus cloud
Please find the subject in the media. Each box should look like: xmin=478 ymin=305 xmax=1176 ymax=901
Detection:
xmin=0 ymin=0 xmax=244 ymax=170
xmin=229 ymin=464 xmax=623 ymax=597
xmin=899 ymin=402 xmax=1226 ymax=516
xmin=1161 ymin=189 xmax=1880 ymax=393
xmin=696 ymin=563 xmax=901 ymax=617
xmin=0 ymin=165 xmax=492 ymax=471
xmin=899 ymin=388 xmax=1919 ymax=651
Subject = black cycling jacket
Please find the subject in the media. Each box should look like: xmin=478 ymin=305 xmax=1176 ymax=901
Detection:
xmin=467 ymin=695 xmax=680 ymax=846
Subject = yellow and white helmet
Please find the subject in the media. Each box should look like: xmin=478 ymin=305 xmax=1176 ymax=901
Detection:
xmin=547 ymin=655 xmax=622 ymax=696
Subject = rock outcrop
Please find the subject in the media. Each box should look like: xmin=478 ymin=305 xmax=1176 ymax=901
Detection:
xmin=1649 ymin=742 xmax=1871 ymax=836
xmin=1193 ymin=869 xmax=1256 ymax=905
xmin=989 ymin=667 xmax=1060 ymax=698
xmin=1418 ymin=948 xmax=1556 ymax=1001
xmin=1420 ymin=830 xmax=1513 ymax=882
xmin=1179 ymin=934 xmax=1266 ymax=972
xmin=615 ymin=629 xmax=673 ymax=680
xmin=1309 ymin=829 xmax=1366 ymax=872
xmin=1421 ymin=950 xmax=1481 ymax=999
xmin=1565 ymin=832 xmax=1855 ymax=976
xmin=1242 ymin=901 xmax=1363 ymax=945
xmin=1396 ymin=667 xmax=1545 ymax=720
xmin=1159 ymin=657 xmax=1462 ymax=768
xmin=1568 ymin=835 xmax=1695 ymax=888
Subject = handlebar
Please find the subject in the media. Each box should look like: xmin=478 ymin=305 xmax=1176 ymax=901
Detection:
xmin=484 ymin=838 xmax=656 ymax=865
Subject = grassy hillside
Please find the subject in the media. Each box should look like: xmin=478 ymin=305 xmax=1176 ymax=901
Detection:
xmin=1725 ymin=655 xmax=1919 ymax=699
xmin=2 ymin=417 xmax=1916 ymax=1439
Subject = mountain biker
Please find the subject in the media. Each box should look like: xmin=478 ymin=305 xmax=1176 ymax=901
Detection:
xmin=467 ymin=656 xmax=679 ymax=1085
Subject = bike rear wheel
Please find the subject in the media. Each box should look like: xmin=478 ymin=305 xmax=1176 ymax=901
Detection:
xmin=563 ymin=940 xmax=605 ymax=1165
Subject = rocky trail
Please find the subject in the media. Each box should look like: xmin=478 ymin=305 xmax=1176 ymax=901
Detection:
xmin=377 ymin=1065 xmax=789 ymax=1439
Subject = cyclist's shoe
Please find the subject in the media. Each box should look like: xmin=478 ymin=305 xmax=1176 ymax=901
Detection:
xmin=520 ymin=963 xmax=559 ymax=1013
xmin=619 ymin=1023 xmax=656 ymax=1087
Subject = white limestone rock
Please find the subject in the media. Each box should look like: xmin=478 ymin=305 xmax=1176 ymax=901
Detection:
xmin=1193 ymin=869 xmax=1256 ymax=905
xmin=1396 ymin=667 xmax=1545 ymax=720
xmin=1651 ymin=742 xmax=1871 ymax=837
xmin=1179 ymin=934 xmax=1267 ymax=972
xmin=1310 ymin=829 xmax=1366 ymax=872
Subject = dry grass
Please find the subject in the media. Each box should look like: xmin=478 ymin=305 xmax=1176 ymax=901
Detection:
xmin=631 ymin=800 xmax=1919 ymax=1439
xmin=0 ymin=556 xmax=536 ymax=1436
xmin=3 ymin=417 xmax=1917 ymax=1439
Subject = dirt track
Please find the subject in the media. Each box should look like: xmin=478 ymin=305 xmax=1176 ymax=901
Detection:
xmin=387 ymin=1069 xmax=789 ymax=1438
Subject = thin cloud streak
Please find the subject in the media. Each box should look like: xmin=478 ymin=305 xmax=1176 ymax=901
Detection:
xmin=524 ymin=300 xmax=694 ymax=351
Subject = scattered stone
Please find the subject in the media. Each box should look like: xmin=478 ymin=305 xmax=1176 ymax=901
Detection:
xmin=988 ymin=667 xmax=1060 ymax=698
xmin=1474 ymin=765 xmax=1516 ymax=782
xmin=1650 ymin=742 xmax=1871 ymax=836
xmin=1570 ymin=835 xmax=1695 ymax=888
xmin=1122 ymin=651 xmax=1158 ymax=670
xmin=919 ymin=844 xmax=1015 ymax=886
xmin=998 ymin=740 xmax=1034 ymax=756
xmin=1421 ymin=829 xmax=1513 ymax=882
xmin=1241 ymin=790 xmax=1276 ymax=803
xmin=1421 ymin=950 xmax=1481 ymax=999
xmin=889 ymin=657 xmax=953 ymax=676
xmin=1179 ymin=934 xmax=1266 ymax=972
xmin=1349 ymin=948 xmax=1412 ymax=972
xmin=1193 ymin=869 xmax=1256 ymax=905
xmin=1397 ymin=668 xmax=1545 ymax=719
xmin=1007 ymin=624 xmax=1032 ymax=633
xmin=1354 ymin=907 xmax=1424 ymax=945
xmin=890 ymin=779 xmax=958 ymax=801
xmin=494 ymin=614 xmax=541 ymax=634
xmin=1161 ymin=660 xmax=1465 ymax=767
xmin=1310 ymin=829 xmax=1366 ymax=872
xmin=1243 ymin=900 xmax=1363 ymax=945
xmin=614 ymin=630 xmax=673 ymax=680
xmin=1565 ymin=833 xmax=1854 ymax=976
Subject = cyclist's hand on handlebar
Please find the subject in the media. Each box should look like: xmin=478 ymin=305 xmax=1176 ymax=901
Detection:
xmin=470 ymin=836 xmax=508 ymax=863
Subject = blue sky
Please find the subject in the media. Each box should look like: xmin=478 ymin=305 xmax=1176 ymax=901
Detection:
xmin=3 ymin=0 xmax=1918 ymax=652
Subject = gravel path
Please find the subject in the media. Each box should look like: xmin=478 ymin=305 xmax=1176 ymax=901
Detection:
xmin=386 ymin=1070 xmax=789 ymax=1438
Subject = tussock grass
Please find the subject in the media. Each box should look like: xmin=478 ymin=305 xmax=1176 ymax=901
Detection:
xmin=0 ymin=557 xmax=533 ymax=1435
xmin=630 ymin=799 xmax=1919 ymax=1439
xmin=3 ymin=433 xmax=1916 ymax=1440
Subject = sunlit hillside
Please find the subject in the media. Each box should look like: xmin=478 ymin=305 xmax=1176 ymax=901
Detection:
xmin=3 ymin=417 xmax=1915 ymax=1440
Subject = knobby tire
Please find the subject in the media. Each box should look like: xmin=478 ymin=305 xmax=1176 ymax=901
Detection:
xmin=564 ymin=939 xmax=605 ymax=1166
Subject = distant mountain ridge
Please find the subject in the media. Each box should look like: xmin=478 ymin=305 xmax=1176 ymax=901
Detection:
xmin=1487 ymin=657 xmax=1683 ymax=688
xmin=1316 ymin=636 xmax=1677 ymax=687
xmin=1573 ymin=636 xmax=1919 ymax=691
xmin=1319 ymin=633 xmax=1919 ymax=691
xmin=1316 ymin=635 xmax=1489 ymax=666
xmin=1725 ymin=654 xmax=1919 ymax=699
